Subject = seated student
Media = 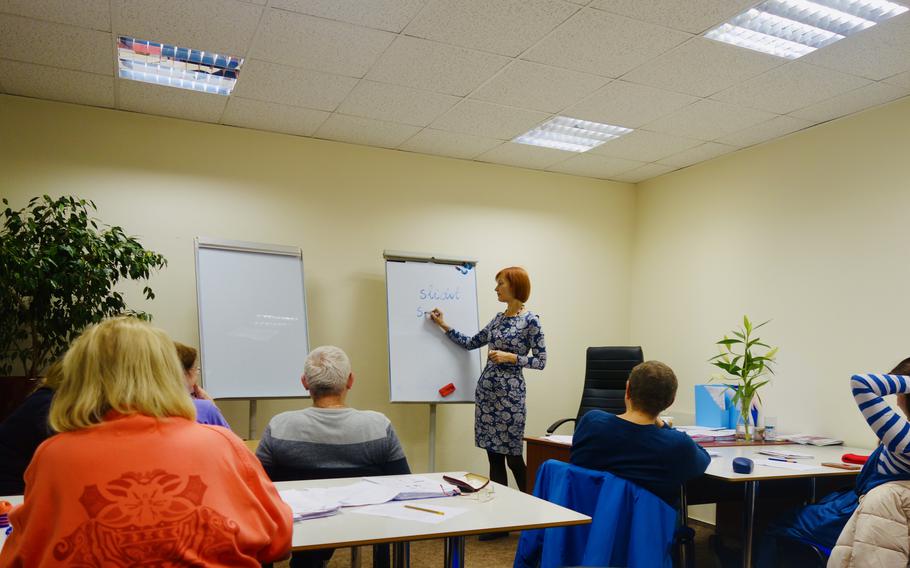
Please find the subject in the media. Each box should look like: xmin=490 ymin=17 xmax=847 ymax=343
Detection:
xmin=758 ymin=357 xmax=910 ymax=566
xmin=570 ymin=360 xmax=711 ymax=506
xmin=256 ymin=345 xmax=410 ymax=480
xmin=0 ymin=361 xmax=63 ymax=495
xmin=0 ymin=317 xmax=292 ymax=567
xmin=174 ymin=341 xmax=231 ymax=428
xmin=257 ymin=345 xmax=409 ymax=568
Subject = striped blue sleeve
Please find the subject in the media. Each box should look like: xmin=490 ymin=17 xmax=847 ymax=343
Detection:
xmin=851 ymin=374 xmax=910 ymax=457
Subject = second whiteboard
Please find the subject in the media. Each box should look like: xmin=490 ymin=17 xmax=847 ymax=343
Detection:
xmin=386 ymin=260 xmax=481 ymax=403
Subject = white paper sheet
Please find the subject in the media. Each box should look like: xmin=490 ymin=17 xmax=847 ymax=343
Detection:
xmin=545 ymin=435 xmax=573 ymax=445
xmin=758 ymin=449 xmax=814 ymax=459
xmin=349 ymin=502 xmax=467 ymax=524
xmin=754 ymin=459 xmax=818 ymax=472
xmin=279 ymin=489 xmax=342 ymax=521
xmin=325 ymin=481 xmax=401 ymax=507
xmin=364 ymin=475 xmax=460 ymax=500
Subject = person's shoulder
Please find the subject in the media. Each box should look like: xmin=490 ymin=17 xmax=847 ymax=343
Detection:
xmin=577 ymin=409 xmax=617 ymax=430
xmin=349 ymin=408 xmax=392 ymax=426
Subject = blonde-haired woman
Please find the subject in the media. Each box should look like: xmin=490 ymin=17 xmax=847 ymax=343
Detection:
xmin=0 ymin=317 xmax=292 ymax=567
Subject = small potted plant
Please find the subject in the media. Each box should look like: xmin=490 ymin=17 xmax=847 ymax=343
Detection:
xmin=0 ymin=195 xmax=167 ymax=420
xmin=709 ymin=316 xmax=778 ymax=441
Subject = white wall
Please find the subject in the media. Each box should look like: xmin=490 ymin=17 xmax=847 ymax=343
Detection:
xmin=632 ymin=95 xmax=910 ymax=449
xmin=0 ymin=94 xmax=636 ymax=480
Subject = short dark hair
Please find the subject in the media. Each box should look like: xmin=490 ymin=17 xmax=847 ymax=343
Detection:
xmin=627 ymin=361 xmax=677 ymax=416
xmin=891 ymin=357 xmax=910 ymax=375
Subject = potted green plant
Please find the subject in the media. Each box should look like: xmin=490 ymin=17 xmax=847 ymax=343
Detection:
xmin=709 ymin=316 xmax=778 ymax=441
xmin=0 ymin=195 xmax=167 ymax=420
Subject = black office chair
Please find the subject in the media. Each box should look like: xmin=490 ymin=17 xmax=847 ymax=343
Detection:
xmin=546 ymin=346 xmax=643 ymax=434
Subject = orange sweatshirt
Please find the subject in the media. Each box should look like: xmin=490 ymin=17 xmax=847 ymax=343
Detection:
xmin=0 ymin=413 xmax=292 ymax=567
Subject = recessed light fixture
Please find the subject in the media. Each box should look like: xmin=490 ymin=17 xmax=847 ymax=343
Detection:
xmin=117 ymin=36 xmax=244 ymax=95
xmin=514 ymin=116 xmax=633 ymax=152
xmin=704 ymin=0 xmax=908 ymax=60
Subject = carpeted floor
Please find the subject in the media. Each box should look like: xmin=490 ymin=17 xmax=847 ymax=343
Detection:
xmin=275 ymin=521 xmax=721 ymax=567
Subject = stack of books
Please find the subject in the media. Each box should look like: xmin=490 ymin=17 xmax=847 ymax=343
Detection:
xmin=780 ymin=434 xmax=843 ymax=446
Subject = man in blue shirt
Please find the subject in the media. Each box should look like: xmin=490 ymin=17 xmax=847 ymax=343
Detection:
xmin=570 ymin=360 xmax=710 ymax=506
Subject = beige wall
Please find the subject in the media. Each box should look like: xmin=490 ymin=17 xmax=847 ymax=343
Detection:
xmin=0 ymin=95 xmax=636 ymax=480
xmin=632 ymin=95 xmax=910 ymax=450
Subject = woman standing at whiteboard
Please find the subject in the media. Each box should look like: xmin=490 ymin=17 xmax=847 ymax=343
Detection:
xmin=430 ymin=266 xmax=546 ymax=497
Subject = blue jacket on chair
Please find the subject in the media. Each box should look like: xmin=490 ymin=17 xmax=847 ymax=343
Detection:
xmin=514 ymin=460 xmax=677 ymax=568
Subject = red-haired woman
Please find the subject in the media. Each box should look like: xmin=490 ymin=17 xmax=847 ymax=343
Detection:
xmin=430 ymin=267 xmax=546 ymax=503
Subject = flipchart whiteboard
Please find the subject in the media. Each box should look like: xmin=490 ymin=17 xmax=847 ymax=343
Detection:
xmin=195 ymin=238 xmax=309 ymax=399
xmin=385 ymin=257 xmax=481 ymax=403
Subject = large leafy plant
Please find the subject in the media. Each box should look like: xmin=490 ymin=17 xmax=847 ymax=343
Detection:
xmin=710 ymin=316 xmax=778 ymax=439
xmin=0 ymin=195 xmax=167 ymax=377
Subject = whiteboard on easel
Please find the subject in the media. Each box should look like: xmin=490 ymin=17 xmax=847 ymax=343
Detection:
xmin=385 ymin=253 xmax=481 ymax=403
xmin=195 ymin=237 xmax=309 ymax=399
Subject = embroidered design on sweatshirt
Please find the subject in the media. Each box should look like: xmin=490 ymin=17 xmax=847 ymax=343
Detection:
xmin=53 ymin=470 xmax=243 ymax=566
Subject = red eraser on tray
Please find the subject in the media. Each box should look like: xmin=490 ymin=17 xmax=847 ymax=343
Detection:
xmin=439 ymin=383 xmax=456 ymax=397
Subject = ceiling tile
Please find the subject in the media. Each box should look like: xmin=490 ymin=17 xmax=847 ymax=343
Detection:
xmin=114 ymin=0 xmax=261 ymax=56
xmin=337 ymin=80 xmax=459 ymax=127
xmin=590 ymin=129 xmax=702 ymax=162
xmin=621 ymin=37 xmax=783 ymax=98
xmin=522 ymin=8 xmax=691 ymax=78
xmin=366 ymin=36 xmax=509 ymax=96
xmin=789 ymin=82 xmax=910 ymax=123
xmin=716 ymin=115 xmax=814 ymax=147
xmin=118 ymin=80 xmax=227 ymax=123
xmin=430 ymin=99 xmax=549 ymax=139
xmin=398 ymin=128 xmax=502 ymax=159
xmin=270 ymin=0 xmax=426 ymax=33
xmin=0 ymin=59 xmax=114 ymax=107
xmin=470 ymin=60 xmax=608 ymax=113
xmin=477 ymin=142 xmax=572 ymax=169
xmin=712 ymin=62 xmax=871 ymax=115
xmin=230 ymin=60 xmax=357 ymax=111
xmin=644 ymin=99 xmax=776 ymax=140
xmin=546 ymin=152 xmax=644 ymax=179
xmin=221 ymin=97 xmax=329 ymax=136
xmin=801 ymin=13 xmax=910 ymax=81
xmin=403 ymin=0 xmax=578 ymax=57
xmin=658 ymin=141 xmax=738 ymax=168
xmin=563 ymin=80 xmax=697 ymax=128
xmin=0 ymin=14 xmax=113 ymax=75
xmin=610 ymin=162 xmax=676 ymax=183
xmin=885 ymin=70 xmax=910 ymax=88
xmin=315 ymin=113 xmax=421 ymax=148
xmin=251 ymin=8 xmax=394 ymax=77
xmin=588 ymin=0 xmax=755 ymax=34
xmin=0 ymin=0 xmax=110 ymax=31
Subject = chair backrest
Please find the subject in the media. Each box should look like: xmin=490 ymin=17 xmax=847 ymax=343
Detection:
xmin=514 ymin=459 xmax=675 ymax=568
xmin=576 ymin=346 xmax=643 ymax=421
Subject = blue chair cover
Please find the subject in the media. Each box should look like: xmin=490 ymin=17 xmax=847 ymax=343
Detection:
xmin=514 ymin=460 xmax=677 ymax=568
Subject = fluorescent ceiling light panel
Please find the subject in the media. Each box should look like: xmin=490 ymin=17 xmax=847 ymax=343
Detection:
xmin=514 ymin=116 xmax=633 ymax=152
xmin=117 ymin=36 xmax=244 ymax=95
xmin=704 ymin=0 xmax=909 ymax=59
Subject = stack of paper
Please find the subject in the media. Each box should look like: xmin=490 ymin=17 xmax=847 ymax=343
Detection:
xmin=677 ymin=426 xmax=736 ymax=443
xmin=279 ymin=489 xmax=342 ymax=521
xmin=363 ymin=475 xmax=460 ymax=500
xmin=780 ymin=434 xmax=843 ymax=446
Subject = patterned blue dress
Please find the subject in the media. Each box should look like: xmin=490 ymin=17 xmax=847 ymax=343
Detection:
xmin=446 ymin=312 xmax=546 ymax=456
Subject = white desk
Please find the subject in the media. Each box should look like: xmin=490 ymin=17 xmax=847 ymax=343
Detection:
xmin=701 ymin=444 xmax=869 ymax=568
xmin=2 ymin=474 xmax=590 ymax=568
xmin=278 ymin=473 xmax=590 ymax=567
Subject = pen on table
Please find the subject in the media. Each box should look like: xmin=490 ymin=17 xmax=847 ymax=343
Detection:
xmin=768 ymin=457 xmax=796 ymax=463
xmin=404 ymin=504 xmax=445 ymax=516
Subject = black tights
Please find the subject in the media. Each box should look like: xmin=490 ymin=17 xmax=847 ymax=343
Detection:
xmin=487 ymin=450 xmax=527 ymax=492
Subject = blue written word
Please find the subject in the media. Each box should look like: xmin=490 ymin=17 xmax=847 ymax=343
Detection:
xmin=419 ymin=285 xmax=460 ymax=301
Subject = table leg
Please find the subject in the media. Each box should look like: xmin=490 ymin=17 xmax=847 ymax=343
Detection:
xmin=393 ymin=542 xmax=410 ymax=568
xmin=743 ymin=481 xmax=758 ymax=568
xmin=443 ymin=536 xmax=466 ymax=568
xmin=351 ymin=546 xmax=362 ymax=568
